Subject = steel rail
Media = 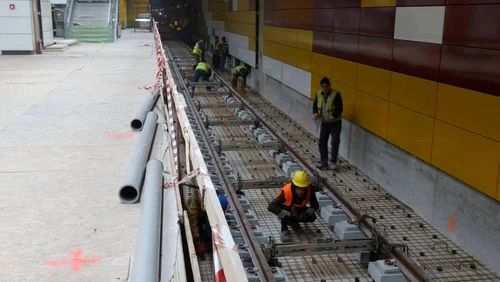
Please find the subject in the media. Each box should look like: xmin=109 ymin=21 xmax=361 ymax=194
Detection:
xmin=164 ymin=43 xmax=277 ymax=282
xmin=213 ymin=72 xmax=434 ymax=282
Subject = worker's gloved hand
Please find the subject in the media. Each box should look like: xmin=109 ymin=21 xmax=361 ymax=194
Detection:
xmin=313 ymin=113 xmax=320 ymax=120
xmin=306 ymin=207 xmax=315 ymax=216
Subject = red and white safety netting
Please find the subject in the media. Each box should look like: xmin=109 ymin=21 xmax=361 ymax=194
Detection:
xmin=151 ymin=22 xmax=247 ymax=281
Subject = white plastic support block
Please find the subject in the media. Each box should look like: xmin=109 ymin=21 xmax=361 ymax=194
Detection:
xmin=282 ymin=161 xmax=301 ymax=176
xmin=253 ymin=128 xmax=267 ymax=139
xmin=320 ymin=204 xmax=348 ymax=226
xmin=250 ymin=225 xmax=263 ymax=236
xmin=246 ymin=268 xmax=260 ymax=282
xmin=268 ymin=150 xmax=279 ymax=158
xmin=258 ymin=134 xmax=273 ymax=143
xmin=334 ymin=220 xmax=367 ymax=240
xmin=355 ymin=252 xmax=372 ymax=264
xmin=368 ymin=259 xmax=407 ymax=282
xmin=275 ymin=153 xmax=293 ymax=166
xmin=316 ymin=192 xmax=335 ymax=208
xmin=270 ymin=267 xmax=290 ymax=282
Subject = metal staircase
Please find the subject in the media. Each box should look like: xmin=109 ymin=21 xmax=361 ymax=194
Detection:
xmin=65 ymin=0 xmax=119 ymax=43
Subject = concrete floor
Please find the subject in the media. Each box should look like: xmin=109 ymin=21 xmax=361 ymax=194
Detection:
xmin=0 ymin=30 xmax=157 ymax=281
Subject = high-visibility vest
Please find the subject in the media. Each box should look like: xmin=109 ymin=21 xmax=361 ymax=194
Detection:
xmin=195 ymin=62 xmax=210 ymax=72
xmin=232 ymin=65 xmax=246 ymax=74
xmin=193 ymin=41 xmax=203 ymax=56
xmin=214 ymin=41 xmax=221 ymax=52
xmin=277 ymin=183 xmax=311 ymax=208
xmin=316 ymin=90 xmax=341 ymax=123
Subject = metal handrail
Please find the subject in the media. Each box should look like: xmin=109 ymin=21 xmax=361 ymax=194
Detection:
xmin=64 ymin=0 xmax=75 ymax=38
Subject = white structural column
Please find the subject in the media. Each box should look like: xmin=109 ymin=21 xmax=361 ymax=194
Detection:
xmin=40 ymin=0 xmax=54 ymax=47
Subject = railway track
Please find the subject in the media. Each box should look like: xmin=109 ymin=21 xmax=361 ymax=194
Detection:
xmin=163 ymin=40 xmax=500 ymax=282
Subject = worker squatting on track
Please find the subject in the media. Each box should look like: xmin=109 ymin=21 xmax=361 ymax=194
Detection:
xmin=192 ymin=39 xmax=205 ymax=65
xmin=187 ymin=189 xmax=228 ymax=258
xmin=312 ymin=77 xmax=344 ymax=170
xmin=267 ymin=170 xmax=319 ymax=242
xmin=191 ymin=61 xmax=213 ymax=92
xmin=231 ymin=65 xmax=248 ymax=91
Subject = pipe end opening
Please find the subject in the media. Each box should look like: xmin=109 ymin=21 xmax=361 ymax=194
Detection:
xmin=131 ymin=119 xmax=143 ymax=130
xmin=119 ymin=185 xmax=139 ymax=204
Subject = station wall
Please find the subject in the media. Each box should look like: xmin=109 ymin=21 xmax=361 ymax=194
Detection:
xmin=263 ymin=0 xmax=500 ymax=202
xmin=0 ymin=0 xmax=35 ymax=52
xmin=201 ymin=0 xmax=257 ymax=67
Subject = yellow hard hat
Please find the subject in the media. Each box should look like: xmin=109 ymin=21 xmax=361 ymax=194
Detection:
xmin=291 ymin=170 xmax=309 ymax=188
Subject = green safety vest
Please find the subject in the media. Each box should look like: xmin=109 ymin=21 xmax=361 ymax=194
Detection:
xmin=196 ymin=62 xmax=210 ymax=72
xmin=316 ymin=90 xmax=341 ymax=123
xmin=232 ymin=65 xmax=246 ymax=74
xmin=193 ymin=41 xmax=203 ymax=56
xmin=214 ymin=41 xmax=221 ymax=51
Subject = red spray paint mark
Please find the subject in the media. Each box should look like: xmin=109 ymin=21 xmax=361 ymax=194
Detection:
xmin=107 ymin=133 xmax=134 ymax=139
xmin=45 ymin=250 xmax=100 ymax=272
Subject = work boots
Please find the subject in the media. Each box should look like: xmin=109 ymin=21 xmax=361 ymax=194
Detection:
xmin=194 ymin=239 xmax=206 ymax=260
xmin=280 ymin=230 xmax=290 ymax=242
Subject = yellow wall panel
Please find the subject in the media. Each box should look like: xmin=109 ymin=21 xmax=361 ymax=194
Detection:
xmin=311 ymin=73 xmax=322 ymax=100
xmin=283 ymin=46 xmax=312 ymax=72
xmin=311 ymin=53 xmax=331 ymax=77
xmin=361 ymin=0 xmax=396 ymax=6
xmin=263 ymin=26 xmax=282 ymax=44
xmin=355 ymin=90 xmax=389 ymax=138
xmin=436 ymin=83 xmax=500 ymax=142
xmin=356 ymin=64 xmax=391 ymax=101
xmin=295 ymin=30 xmax=313 ymax=51
xmin=390 ymin=72 xmax=438 ymax=118
xmin=248 ymin=37 xmax=256 ymax=52
xmin=281 ymin=28 xmax=297 ymax=47
xmin=264 ymin=41 xmax=284 ymax=61
xmin=331 ymin=81 xmax=356 ymax=121
xmin=237 ymin=0 xmax=249 ymax=10
xmin=432 ymin=121 xmax=500 ymax=198
xmin=387 ymin=104 xmax=434 ymax=162
xmin=331 ymin=58 xmax=358 ymax=88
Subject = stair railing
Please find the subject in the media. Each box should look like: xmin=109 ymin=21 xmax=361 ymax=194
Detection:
xmin=64 ymin=0 xmax=76 ymax=38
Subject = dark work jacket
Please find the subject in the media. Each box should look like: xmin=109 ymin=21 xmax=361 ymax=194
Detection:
xmin=268 ymin=184 xmax=320 ymax=216
xmin=312 ymin=90 xmax=343 ymax=120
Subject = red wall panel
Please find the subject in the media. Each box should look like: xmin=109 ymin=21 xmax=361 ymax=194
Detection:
xmin=443 ymin=5 xmax=500 ymax=50
xmin=334 ymin=8 xmax=361 ymax=34
xmin=397 ymin=0 xmax=445 ymax=5
xmin=393 ymin=40 xmax=442 ymax=81
xmin=335 ymin=0 xmax=362 ymax=8
xmin=313 ymin=9 xmax=335 ymax=32
xmin=358 ymin=36 xmax=394 ymax=70
xmin=447 ymin=0 xmax=500 ymax=4
xmin=440 ymin=45 xmax=500 ymax=97
xmin=360 ymin=7 xmax=396 ymax=38
xmin=313 ymin=31 xmax=334 ymax=56
xmin=296 ymin=9 xmax=314 ymax=30
xmin=314 ymin=0 xmax=334 ymax=8
xmin=332 ymin=33 xmax=360 ymax=62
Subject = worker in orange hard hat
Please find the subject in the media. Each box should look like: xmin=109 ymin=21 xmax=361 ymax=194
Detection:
xmin=267 ymin=170 xmax=319 ymax=242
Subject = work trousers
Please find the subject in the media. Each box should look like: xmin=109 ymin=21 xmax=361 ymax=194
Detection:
xmin=281 ymin=209 xmax=317 ymax=231
xmin=191 ymin=69 xmax=210 ymax=92
xmin=212 ymin=54 xmax=220 ymax=69
xmin=231 ymin=73 xmax=239 ymax=88
xmin=319 ymin=120 xmax=342 ymax=164
xmin=220 ymin=55 xmax=227 ymax=71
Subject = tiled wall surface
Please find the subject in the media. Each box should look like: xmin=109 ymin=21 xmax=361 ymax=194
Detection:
xmin=202 ymin=0 xmax=257 ymax=67
xmin=0 ymin=0 xmax=35 ymax=52
xmin=263 ymin=0 xmax=500 ymax=200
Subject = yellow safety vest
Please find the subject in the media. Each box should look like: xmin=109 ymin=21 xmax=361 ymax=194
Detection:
xmin=196 ymin=62 xmax=210 ymax=72
xmin=316 ymin=90 xmax=341 ymax=123
xmin=193 ymin=41 xmax=203 ymax=56
xmin=232 ymin=65 xmax=246 ymax=74
xmin=214 ymin=41 xmax=221 ymax=52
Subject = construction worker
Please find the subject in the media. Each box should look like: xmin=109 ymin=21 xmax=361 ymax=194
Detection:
xmin=313 ymin=77 xmax=343 ymax=170
xmin=213 ymin=36 xmax=221 ymax=70
xmin=267 ymin=170 xmax=319 ymax=242
xmin=193 ymin=39 xmax=205 ymax=64
xmin=187 ymin=189 xmax=228 ymax=257
xmin=231 ymin=65 xmax=248 ymax=90
xmin=191 ymin=60 xmax=212 ymax=92
xmin=219 ymin=37 xmax=229 ymax=71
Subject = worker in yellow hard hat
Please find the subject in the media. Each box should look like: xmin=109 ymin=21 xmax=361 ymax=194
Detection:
xmin=267 ymin=170 xmax=319 ymax=242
